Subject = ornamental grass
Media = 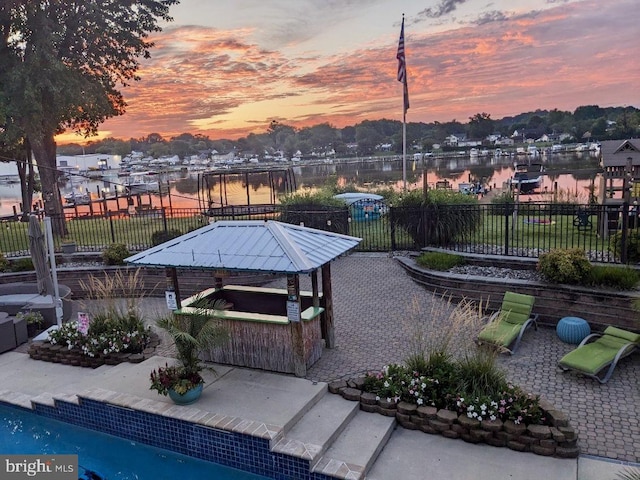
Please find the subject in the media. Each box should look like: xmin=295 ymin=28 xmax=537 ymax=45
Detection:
xmin=363 ymin=295 xmax=548 ymax=426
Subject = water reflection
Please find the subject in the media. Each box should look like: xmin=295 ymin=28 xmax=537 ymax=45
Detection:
xmin=0 ymin=152 xmax=603 ymax=216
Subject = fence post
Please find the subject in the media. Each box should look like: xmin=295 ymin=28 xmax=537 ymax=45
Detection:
xmin=390 ymin=207 xmax=396 ymax=251
xmin=621 ymin=201 xmax=629 ymax=264
xmin=161 ymin=207 xmax=168 ymax=233
xmin=108 ymin=212 xmax=116 ymax=243
xmin=504 ymin=205 xmax=510 ymax=256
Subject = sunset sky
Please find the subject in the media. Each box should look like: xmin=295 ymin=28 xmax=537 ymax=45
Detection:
xmin=57 ymin=0 xmax=640 ymax=144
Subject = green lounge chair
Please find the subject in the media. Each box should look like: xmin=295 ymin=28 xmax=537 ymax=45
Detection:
xmin=558 ymin=326 xmax=640 ymax=384
xmin=477 ymin=291 xmax=538 ymax=355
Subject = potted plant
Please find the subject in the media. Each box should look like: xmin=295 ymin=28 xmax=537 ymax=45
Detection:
xmin=19 ymin=311 xmax=45 ymax=338
xmin=150 ymin=298 xmax=230 ymax=405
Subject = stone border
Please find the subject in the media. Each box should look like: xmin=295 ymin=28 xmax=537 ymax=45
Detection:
xmin=328 ymin=378 xmax=579 ymax=459
xmin=26 ymin=332 xmax=161 ymax=368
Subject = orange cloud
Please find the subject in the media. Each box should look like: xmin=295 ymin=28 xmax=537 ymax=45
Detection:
xmin=56 ymin=0 xmax=638 ymax=144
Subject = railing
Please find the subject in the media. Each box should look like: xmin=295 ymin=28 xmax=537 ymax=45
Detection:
xmin=0 ymin=202 xmax=634 ymax=264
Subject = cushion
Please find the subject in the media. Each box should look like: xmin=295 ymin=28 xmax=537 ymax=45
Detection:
xmin=501 ymin=292 xmax=535 ymax=325
xmin=478 ymin=320 xmax=522 ymax=347
xmin=603 ymin=326 xmax=640 ymax=344
xmin=559 ymin=343 xmax=621 ymax=375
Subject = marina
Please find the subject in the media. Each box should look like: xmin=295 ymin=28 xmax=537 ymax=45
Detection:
xmin=0 ymin=150 xmax=603 ymax=219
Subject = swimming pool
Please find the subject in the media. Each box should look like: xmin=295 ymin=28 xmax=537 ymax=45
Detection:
xmin=0 ymin=403 xmax=268 ymax=480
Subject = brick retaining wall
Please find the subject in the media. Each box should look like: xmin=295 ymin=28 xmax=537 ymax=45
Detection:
xmin=395 ymin=256 xmax=640 ymax=332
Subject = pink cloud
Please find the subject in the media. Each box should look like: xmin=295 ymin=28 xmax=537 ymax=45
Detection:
xmin=76 ymin=0 xmax=638 ymax=142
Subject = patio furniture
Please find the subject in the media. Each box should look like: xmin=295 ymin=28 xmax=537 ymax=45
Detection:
xmin=0 ymin=282 xmax=73 ymax=326
xmin=558 ymin=326 xmax=640 ymax=384
xmin=573 ymin=208 xmax=592 ymax=231
xmin=477 ymin=291 xmax=539 ymax=354
xmin=0 ymin=313 xmax=17 ymax=353
xmin=13 ymin=316 xmax=28 ymax=345
xmin=557 ymin=316 xmax=591 ymax=344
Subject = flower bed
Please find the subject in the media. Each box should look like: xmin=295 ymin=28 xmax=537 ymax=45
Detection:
xmin=27 ymin=332 xmax=160 ymax=368
xmin=329 ymin=377 xmax=579 ymax=459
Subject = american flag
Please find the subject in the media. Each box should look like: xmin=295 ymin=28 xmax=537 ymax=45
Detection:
xmin=396 ymin=16 xmax=409 ymax=114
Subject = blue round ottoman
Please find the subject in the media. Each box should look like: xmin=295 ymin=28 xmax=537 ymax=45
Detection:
xmin=557 ymin=317 xmax=591 ymax=344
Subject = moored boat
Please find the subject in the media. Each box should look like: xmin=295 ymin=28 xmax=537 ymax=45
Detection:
xmin=124 ymin=171 xmax=160 ymax=194
xmin=510 ymin=163 xmax=544 ymax=193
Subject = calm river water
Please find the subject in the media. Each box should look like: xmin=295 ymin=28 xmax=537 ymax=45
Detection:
xmin=0 ymin=151 xmax=602 ymax=216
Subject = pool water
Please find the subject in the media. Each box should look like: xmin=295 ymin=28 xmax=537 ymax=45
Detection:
xmin=0 ymin=404 xmax=269 ymax=480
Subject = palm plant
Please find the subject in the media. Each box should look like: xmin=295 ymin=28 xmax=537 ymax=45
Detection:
xmin=151 ymin=298 xmax=230 ymax=396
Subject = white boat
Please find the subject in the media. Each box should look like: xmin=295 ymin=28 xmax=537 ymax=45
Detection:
xmin=510 ymin=164 xmax=544 ymax=193
xmin=64 ymin=191 xmax=91 ymax=205
xmin=124 ymin=171 xmax=159 ymax=194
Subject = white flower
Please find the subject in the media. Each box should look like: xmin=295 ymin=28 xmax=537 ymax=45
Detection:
xmin=477 ymin=416 xmax=483 ymax=422
xmin=421 ymin=383 xmax=426 ymax=389
xmin=383 ymin=381 xmax=390 ymax=388
xmin=467 ymin=405 xmax=474 ymax=411
xmin=375 ymin=396 xmax=380 ymax=401
xmin=417 ymin=398 xmax=424 ymax=405
xmin=480 ymin=404 xmax=487 ymax=411
xmin=490 ymin=415 xmax=496 ymax=421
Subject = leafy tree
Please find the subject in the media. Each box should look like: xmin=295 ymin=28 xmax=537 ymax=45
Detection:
xmin=468 ymin=113 xmax=495 ymax=139
xmin=0 ymin=0 xmax=177 ymax=234
xmin=355 ymin=125 xmax=382 ymax=155
xmin=574 ymin=105 xmax=604 ymax=122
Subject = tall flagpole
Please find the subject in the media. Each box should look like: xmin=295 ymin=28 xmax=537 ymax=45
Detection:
xmin=402 ymin=102 xmax=407 ymax=193
xmin=397 ymin=14 xmax=409 ymax=192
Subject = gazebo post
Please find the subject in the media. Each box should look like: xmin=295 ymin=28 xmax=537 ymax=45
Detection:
xmin=288 ymin=274 xmax=306 ymax=377
xmin=165 ymin=267 xmax=181 ymax=310
xmin=321 ymin=262 xmax=335 ymax=348
xmin=311 ymin=269 xmax=319 ymax=308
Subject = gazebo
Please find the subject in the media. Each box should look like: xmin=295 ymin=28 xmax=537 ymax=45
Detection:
xmin=125 ymin=220 xmax=361 ymax=376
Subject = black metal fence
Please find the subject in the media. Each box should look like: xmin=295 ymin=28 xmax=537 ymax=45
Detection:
xmin=0 ymin=201 xmax=636 ymax=264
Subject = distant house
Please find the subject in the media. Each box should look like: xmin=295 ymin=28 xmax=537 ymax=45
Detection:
xmin=495 ymin=137 xmax=514 ymax=146
xmin=445 ymin=133 xmax=467 ymax=147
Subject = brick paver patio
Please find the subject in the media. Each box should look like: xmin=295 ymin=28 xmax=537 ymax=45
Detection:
xmin=265 ymin=253 xmax=640 ymax=463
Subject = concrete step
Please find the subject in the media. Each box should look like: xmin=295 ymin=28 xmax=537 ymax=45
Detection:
xmin=272 ymin=393 xmax=359 ymax=466
xmin=312 ymin=410 xmax=396 ymax=480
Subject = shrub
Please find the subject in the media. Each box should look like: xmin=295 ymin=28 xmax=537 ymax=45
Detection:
xmin=0 ymin=252 xmax=9 ymax=272
xmin=102 ymin=243 xmax=130 ymax=265
xmin=393 ymin=189 xmax=481 ymax=247
xmin=151 ymin=228 xmax=182 ymax=246
xmin=455 ymin=349 xmax=506 ymax=399
xmin=278 ymin=191 xmax=349 ymax=234
xmin=537 ymin=248 xmax=592 ymax=284
xmin=10 ymin=257 xmax=34 ymax=272
xmin=404 ymin=354 xmax=429 ymax=374
xmin=610 ymin=229 xmax=640 ymax=263
xmin=587 ymin=265 xmax=640 ymax=290
xmin=417 ymin=252 xmax=466 ymax=270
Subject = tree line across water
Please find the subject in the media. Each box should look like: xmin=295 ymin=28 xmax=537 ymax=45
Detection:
xmin=58 ymin=106 xmax=640 ymax=161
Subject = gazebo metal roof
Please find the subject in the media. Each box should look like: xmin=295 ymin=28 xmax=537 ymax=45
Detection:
xmin=125 ymin=220 xmax=361 ymax=274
